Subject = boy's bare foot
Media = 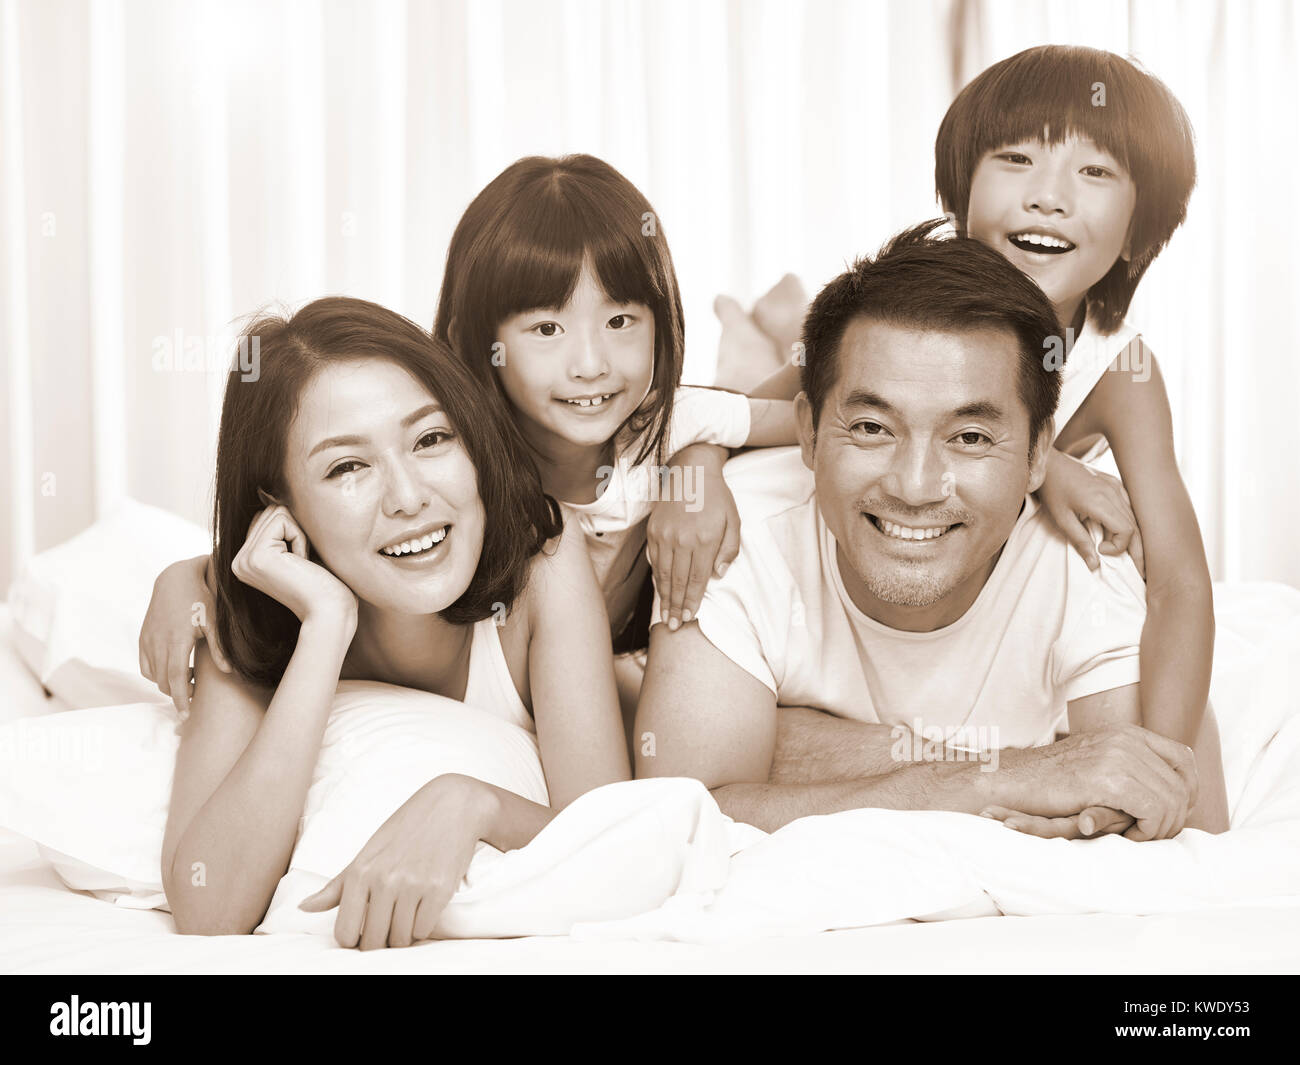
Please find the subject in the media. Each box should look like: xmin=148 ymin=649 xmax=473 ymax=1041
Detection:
xmin=713 ymin=293 xmax=783 ymax=392
xmin=752 ymin=273 xmax=809 ymax=361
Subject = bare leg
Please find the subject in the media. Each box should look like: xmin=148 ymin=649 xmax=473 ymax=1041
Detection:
xmin=713 ymin=294 xmax=784 ymax=392
xmin=752 ymin=273 xmax=810 ymax=364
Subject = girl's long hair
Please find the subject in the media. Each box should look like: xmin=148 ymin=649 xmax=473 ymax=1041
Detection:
xmin=433 ymin=154 xmax=685 ymax=468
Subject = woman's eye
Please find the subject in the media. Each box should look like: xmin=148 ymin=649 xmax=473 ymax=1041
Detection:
xmin=326 ymin=460 xmax=365 ymax=479
xmin=954 ymin=431 xmax=991 ymax=447
xmin=416 ymin=429 xmax=454 ymax=450
xmin=532 ymin=322 xmax=562 ymax=337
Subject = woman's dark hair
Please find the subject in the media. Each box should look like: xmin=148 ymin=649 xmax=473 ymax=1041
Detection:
xmin=212 ymin=296 xmax=562 ymax=688
xmin=433 ymin=153 xmax=684 ymax=468
xmin=935 ymin=45 xmax=1196 ymax=333
xmin=801 ymin=219 xmax=1062 ymax=454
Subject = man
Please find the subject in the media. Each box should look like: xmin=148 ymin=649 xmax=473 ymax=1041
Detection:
xmin=636 ymin=220 xmax=1225 ymax=838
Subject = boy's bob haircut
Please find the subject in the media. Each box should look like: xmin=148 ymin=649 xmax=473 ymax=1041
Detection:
xmin=434 ymin=153 xmax=685 ymax=469
xmin=935 ymin=45 xmax=1196 ymax=333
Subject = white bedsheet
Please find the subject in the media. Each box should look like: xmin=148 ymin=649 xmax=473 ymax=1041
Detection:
xmin=3 ymin=586 xmax=1300 ymax=974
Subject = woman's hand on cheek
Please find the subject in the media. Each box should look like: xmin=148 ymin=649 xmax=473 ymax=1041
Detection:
xmin=231 ymin=503 xmax=358 ymax=628
xmin=646 ymin=445 xmax=740 ymax=631
xmin=298 ymin=774 xmax=494 ymax=950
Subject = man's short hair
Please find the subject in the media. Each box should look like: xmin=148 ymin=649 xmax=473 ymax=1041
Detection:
xmin=800 ymin=219 xmax=1062 ymax=451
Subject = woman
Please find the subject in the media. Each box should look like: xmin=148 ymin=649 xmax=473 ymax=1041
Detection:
xmin=158 ymin=296 xmax=629 ymax=950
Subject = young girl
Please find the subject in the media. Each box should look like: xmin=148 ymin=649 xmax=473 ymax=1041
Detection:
xmin=160 ymin=297 xmax=628 ymax=948
xmin=141 ymin=154 xmax=798 ymax=743
xmin=743 ymin=45 xmax=1226 ymax=836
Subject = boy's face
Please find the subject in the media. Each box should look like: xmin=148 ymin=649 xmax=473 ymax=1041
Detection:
xmin=964 ymin=133 xmax=1137 ymax=322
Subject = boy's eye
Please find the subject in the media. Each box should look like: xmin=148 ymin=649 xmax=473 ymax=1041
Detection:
xmin=1081 ymin=165 xmax=1112 ymax=178
xmin=998 ymin=152 xmax=1032 ymax=165
xmin=531 ymin=322 xmax=562 ymax=337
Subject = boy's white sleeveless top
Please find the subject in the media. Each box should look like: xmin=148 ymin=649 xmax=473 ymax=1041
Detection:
xmin=1055 ymin=313 xmax=1140 ymax=472
xmin=462 ymin=615 xmax=534 ymax=733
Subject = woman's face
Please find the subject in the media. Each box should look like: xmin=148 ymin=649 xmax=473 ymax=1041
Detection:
xmin=281 ymin=358 xmax=486 ymax=616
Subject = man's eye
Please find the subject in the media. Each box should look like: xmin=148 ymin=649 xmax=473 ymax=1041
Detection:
xmin=327 ymin=460 xmax=365 ymax=479
xmin=416 ymin=429 xmax=454 ymax=450
xmin=852 ymin=421 xmax=888 ymax=437
xmin=532 ymin=322 xmax=561 ymax=337
xmin=954 ymin=431 xmax=991 ymax=447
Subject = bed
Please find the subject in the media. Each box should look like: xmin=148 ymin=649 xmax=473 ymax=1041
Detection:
xmin=4 ymin=595 xmax=1299 ymax=976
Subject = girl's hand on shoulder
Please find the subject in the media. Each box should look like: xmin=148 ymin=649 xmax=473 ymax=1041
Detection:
xmin=646 ymin=445 xmax=740 ymax=631
xmin=1038 ymin=448 xmax=1146 ymax=578
xmin=232 ymin=500 xmax=358 ymax=629
xmin=140 ymin=554 xmax=229 ymax=720
xmin=298 ymin=774 xmax=492 ymax=949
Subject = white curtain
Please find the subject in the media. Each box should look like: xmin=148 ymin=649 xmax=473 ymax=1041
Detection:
xmin=1 ymin=0 xmax=1296 ymax=593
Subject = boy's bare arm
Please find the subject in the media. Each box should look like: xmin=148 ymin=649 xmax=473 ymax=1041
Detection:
xmin=1084 ymin=345 xmax=1226 ymax=832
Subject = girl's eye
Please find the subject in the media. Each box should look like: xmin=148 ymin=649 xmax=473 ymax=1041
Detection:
xmin=1082 ymin=165 xmax=1112 ymax=178
xmin=326 ymin=460 xmax=364 ymax=479
xmin=954 ymin=431 xmax=991 ymax=448
xmin=532 ymin=322 xmax=562 ymax=337
xmin=607 ymin=313 xmax=632 ymax=329
xmin=416 ymin=429 xmax=454 ymax=450
xmin=999 ymin=152 xmax=1032 ymax=165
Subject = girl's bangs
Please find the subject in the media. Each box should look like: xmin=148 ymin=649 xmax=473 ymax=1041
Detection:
xmin=477 ymin=189 xmax=664 ymax=324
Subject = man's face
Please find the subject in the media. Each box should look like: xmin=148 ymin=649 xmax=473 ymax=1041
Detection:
xmin=796 ymin=317 xmax=1051 ymax=630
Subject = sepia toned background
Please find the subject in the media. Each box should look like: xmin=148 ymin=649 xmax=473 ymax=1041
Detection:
xmin=2 ymin=0 xmax=1297 ymax=593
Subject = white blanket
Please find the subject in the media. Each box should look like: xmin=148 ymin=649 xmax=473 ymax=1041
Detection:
xmin=257 ymin=581 xmax=1300 ymax=943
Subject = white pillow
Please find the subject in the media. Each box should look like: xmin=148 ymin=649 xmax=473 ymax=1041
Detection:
xmin=0 ymin=683 xmax=547 ymax=909
xmin=0 ymin=682 xmax=728 ymax=939
xmin=7 ymin=498 xmax=211 ymax=709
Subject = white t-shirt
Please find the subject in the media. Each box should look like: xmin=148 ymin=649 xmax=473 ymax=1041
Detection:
xmin=681 ymin=447 xmax=1146 ymax=750
xmin=561 ymin=386 xmax=752 ymax=635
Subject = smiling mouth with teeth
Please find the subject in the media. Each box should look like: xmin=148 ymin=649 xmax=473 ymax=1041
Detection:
xmin=559 ymin=392 xmax=617 ymax=408
xmin=379 ymin=525 xmax=450 ymax=557
xmin=868 ymin=515 xmax=959 ymax=541
xmin=1008 ymin=231 xmax=1076 ymax=255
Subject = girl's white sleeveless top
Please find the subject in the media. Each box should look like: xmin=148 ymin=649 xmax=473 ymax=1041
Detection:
xmin=462 ymin=615 xmax=534 ymax=734
xmin=1056 ymin=314 xmax=1141 ymax=474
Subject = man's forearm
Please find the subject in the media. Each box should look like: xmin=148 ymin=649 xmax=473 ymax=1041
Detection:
xmin=770 ymin=707 xmax=903 ymax=783
xmin=715 ymin=757 xmax=1009 ymax=833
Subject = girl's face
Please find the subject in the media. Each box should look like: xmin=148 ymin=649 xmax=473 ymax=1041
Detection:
xmin=281 ymin=358 xmax=486 ymax=616
xmin=965 ymin=133 xmax=1137 ymax=320
xmin=494 ymin=260 xmax=655 ymax=456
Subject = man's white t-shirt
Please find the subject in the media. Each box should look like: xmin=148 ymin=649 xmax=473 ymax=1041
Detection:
xmin=562 ymin=386 xmax=751 ymax=637
xmin=682 ymin=447 xmax=1147 ymax=750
